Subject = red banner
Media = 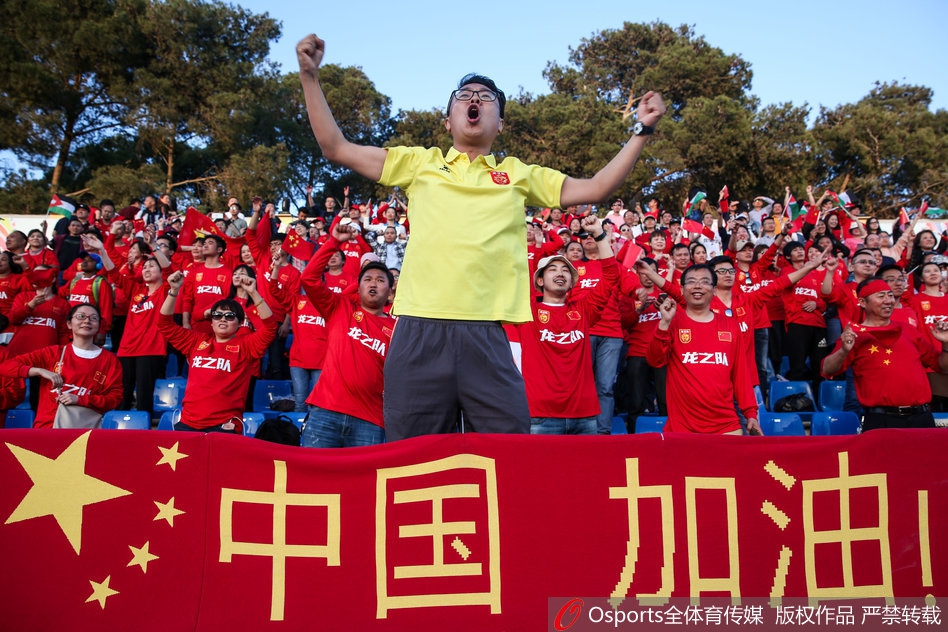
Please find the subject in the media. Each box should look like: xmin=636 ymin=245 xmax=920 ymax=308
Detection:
xmin=1 ymin=429 xmax=945 ymax=630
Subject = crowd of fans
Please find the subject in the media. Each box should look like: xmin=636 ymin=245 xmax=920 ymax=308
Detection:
xmin=1 ymin=183 xmax=946 ymax=439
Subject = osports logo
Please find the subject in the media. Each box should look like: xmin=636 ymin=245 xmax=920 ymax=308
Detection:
xmin=554 ymin=598 xmax=583 ymax=630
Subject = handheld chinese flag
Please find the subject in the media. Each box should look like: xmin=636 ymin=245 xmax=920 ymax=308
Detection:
xmin=281 ymin=230 xmax=315 ymax=262
xmin=898 ymin=207 xmax=911 ymax=229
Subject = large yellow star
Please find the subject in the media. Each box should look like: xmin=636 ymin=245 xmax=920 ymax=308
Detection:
xmin=5 ymin=432 xmax=130 ymax=555
xmin=128 ymin=541 xmax=159 ymax=573
xmin=869 ymin=345 xmax=879 ymax=354
xmin=86 ymin=575 xmax=118 ymax=609
xmin=154 ymin=497 xmax=184 ymax=526
xmin=156 ymin=442 xmax=188 ymax=471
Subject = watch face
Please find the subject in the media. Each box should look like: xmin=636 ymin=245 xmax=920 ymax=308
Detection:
xmin=633 ymin=122 xmax=643 ymax=135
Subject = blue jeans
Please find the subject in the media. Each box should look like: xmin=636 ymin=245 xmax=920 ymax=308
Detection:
xmin=530 ymin=416 xmax=597 ymax=435
xmin=301 ymin=406 xmax=385 ymax=448
xmin=590 ymin=336 xmax=623 ymax=434
xmin=290 ymin=367 xmax=321 ymax=412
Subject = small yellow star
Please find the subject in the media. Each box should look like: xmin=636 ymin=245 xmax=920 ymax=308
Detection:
xmin=885 ymin=348 xmax=893 ymax=355
xmin=5 ymin=432 xmax=130 ymax=555
xmin=869 ymin=345 xmax=879 ymax=354
xmin=86 ymin=575 xmax=118 ymax=609
xmin=883 ymin=359 xmax=891 ymax=366
xmin=156 ymin=442 xmax=188 ymax=471
xmin=153 ymin=497 xmax=184 ymax=527
xmin=128 ymin=541 xmax=159 ymax=573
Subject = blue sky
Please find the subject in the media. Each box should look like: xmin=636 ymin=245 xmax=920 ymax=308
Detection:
xmin=242 ymin=0 xmax=947 ymax=116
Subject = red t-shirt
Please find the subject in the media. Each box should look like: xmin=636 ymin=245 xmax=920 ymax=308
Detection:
xmin=59 ymin=274 xmax=114 ymax=333
xmin=509 ymin=257 xmax=617 ymax=418
xmin=181 ymin=263 xmax=233 ymax=332
xmin=781 ymin=266 xmax=827 ymax=328
xmin=158 ymin=313 xmax=277 ymax=430
xmin=109 ymin=268 xmax=168 ymax=357
xmin=822 ymin=321 xmax=938 ymax=407
xmin=7 ymin=292 xmax=72 ymax=356
xmin=0 ymin=344 xmax=123 ymax=428
xmin=301 ymin=237 xmax=395 ymax=427
xmin=570 ymin=258 xmax=622 ymax=338
xmin=0 ymin=273 xmax=31 ymax=317
xmin=646 ymin=310 xmax=756 ymax=433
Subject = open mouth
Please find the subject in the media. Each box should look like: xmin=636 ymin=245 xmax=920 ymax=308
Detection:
xmin=467 ymin=104 xmax=480 ymax=123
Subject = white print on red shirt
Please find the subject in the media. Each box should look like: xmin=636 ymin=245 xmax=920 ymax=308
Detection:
xmin=347 ymin=326 xmax=387 ymax=356
xmin=196 ymin=285 xmax=224 ymax=295
xmin=68 ymin=294 xmax=91 ymax=304
xmin=54 ymin=383 xmax=92 ymax=397
xmin=578 ymin=278 xmax=599 ymax=290
xmin=681 ymin=351 xmax=730 ymax=366
xmin=924 ymin=315 xmax=948 ymax=324
xmin=191 ymin=355 xmax=233 ymax=372
xmin=794 ymin=287 xmax=818 ymax=298
xmin=297 ymin=314 xmax=326 ymax=327
xmin=538 ymin=329 xmax=585 ymax=344
xmin=130 ymin=300 xmax=155 ymax=314
xmin=22 ymin=316 xmax=56 ymax=327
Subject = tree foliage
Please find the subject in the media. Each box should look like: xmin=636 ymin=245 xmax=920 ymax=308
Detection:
xmin=1 ymin=15 xmax=943 ymax=217
xmin=813 ymin=82 xmax=948 ymax=214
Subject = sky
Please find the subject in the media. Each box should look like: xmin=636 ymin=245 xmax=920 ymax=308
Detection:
xmin=241 ymin=0 xmax=948 ymax=116
xmin=3 ymin=0 xmax=946 ymax=181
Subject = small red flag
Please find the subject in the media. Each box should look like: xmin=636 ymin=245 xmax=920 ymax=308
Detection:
xmin=281 ymin=230 xmax=315 ymax=261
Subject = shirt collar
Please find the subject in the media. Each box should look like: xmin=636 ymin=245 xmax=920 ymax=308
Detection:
xmin=445 ymin=147 xmax=498 ymax=168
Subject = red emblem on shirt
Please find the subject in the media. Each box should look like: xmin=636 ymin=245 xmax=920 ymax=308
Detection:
xmin=718 ymin=331 xmax=732 ymax=342
xmin=921 ymin=301 xmax=931 ymax=311
xmin=196 ymin=272 xmax=204 ymax=282
xmin=198 ymin=341 xmax=210 ymax=350
xmin=490 ymin=171 xmax=510 ymax=185
xmin=736 ymin=307 xmax=745 ymax=317
xmin=576 ymin=266 xmax=586 ymax=276
xmin=538 ymin=309 xmax=550 ymax=324
xmin=297 ymin=300 xmax=306 ymax=310
xmin=382 ymin=327 xmax=393 ymax=338
xmin=217 ymin=274 xmax=226 ymax=283
xmin=353 ymin=311 xmax=364 ymax=322
xmin=567 ymin=310 xmax=581 ymax=321
xmin=679 ymin=329 xmax=692 ymax=344
xmin=94 ymin=371 xmax=106 ymax=385
xmin=226 ymin=345 xmax=240 ymax=353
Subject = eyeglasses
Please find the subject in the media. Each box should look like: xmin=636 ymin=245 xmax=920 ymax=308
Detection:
xmin=451 ymin=88 xmax=498 ymax=102
xmin=714 ymin=268 xmax=736 ymax=275
xmin=683 ymin=279 xmax=714 ymax=288
xmin=73 ymin=313 xmax=100 ymax=322
xmin=852 ymin=259 xmax=876 ymax=266
xmin=210 ymin=311 xmax=238 ymax=322
xmin=724 ymin=308 xmax=734 ymax=317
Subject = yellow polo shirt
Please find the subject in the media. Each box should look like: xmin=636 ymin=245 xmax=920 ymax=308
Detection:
xmin=380 ymin=146 xmax=565 ymax=322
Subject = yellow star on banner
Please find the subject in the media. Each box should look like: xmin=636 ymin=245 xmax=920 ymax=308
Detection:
xmin=883 ymin=359 xmax=891 ymax=366
xmin=885 ymin=348 xmax=893 ymax=355
xmin=156 ymin=442 xmax=188 ymax=471
xmin=869 ymin=345 xmax=879 ymax=354
xmin=128 ymin=541 xmax=159 ymax=573
xmin=154 ymin=497 xmax=184 ymax=526
xmin=5 ymin=431 xmax=130 ymax=555
xmin=86 ymin=575 xmax=119 ymax=609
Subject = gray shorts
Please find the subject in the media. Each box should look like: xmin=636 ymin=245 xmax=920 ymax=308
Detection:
xmin=383 ymin=316 xmax=530 ymax=441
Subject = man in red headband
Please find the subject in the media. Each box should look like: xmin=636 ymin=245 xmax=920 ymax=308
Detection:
xmin=822 ymin=278 xmax=948 ymax=431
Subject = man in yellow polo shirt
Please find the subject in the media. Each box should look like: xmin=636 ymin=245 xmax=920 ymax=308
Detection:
xmin=297 ymin=33 xmax=666 ymax=440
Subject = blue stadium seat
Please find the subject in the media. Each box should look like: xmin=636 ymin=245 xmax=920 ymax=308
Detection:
xmin=252 ymin=380 xmax=293 ymax=412
xmin=810 ymin=411 xmax=860 ymax=436
xmin=768 ymin=380 xmax=816 ymax=412
xmin=759 ymin=412 xmax=806 ymax=436
xmin=157 ymin=410 xmax=180 ymax=431
xmin=611 ymin=414 xmax=628 ymax=435
xmin=153 ymin=378 xmax=186 ymax=413
xmin=934 ymin=414 xmax=948 ymax=428
xmin=242 ymin=412 xmax=265 ymax=437
xmin=634 ymin=416 xmax=667 ymax=434
xmin=5 ymin=409 xmax=35 ymax=428
xmin=16 ymin=380 xmax=30 ymax=409
xmin=102 ymin=411 xmax=151 ymax=430
xmin=818 ymin=381 xmax=847 ymax=412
